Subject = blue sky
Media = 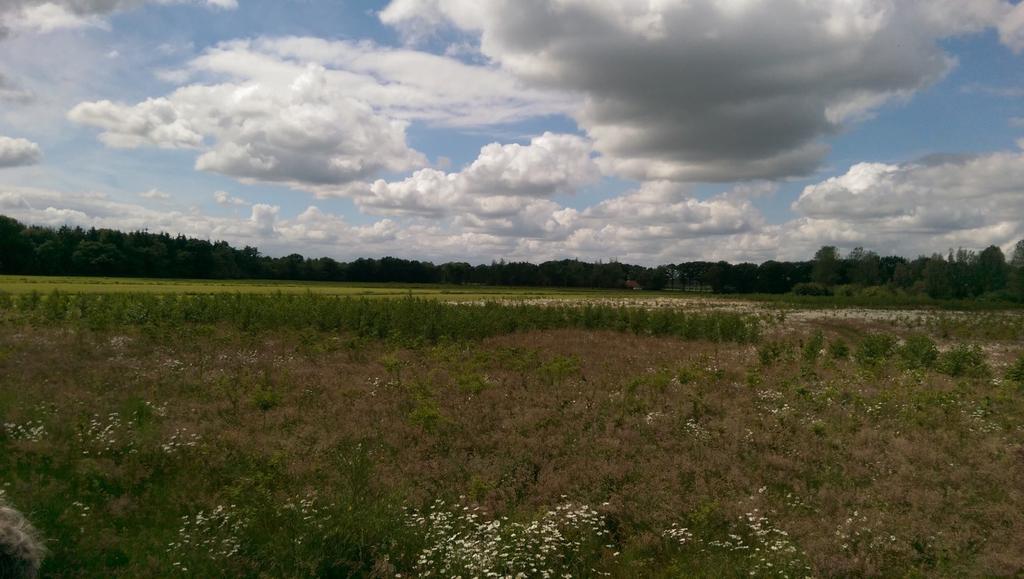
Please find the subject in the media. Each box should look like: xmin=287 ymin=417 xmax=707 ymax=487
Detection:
xmin=1 ymin=0 xmax=1023 ymax=264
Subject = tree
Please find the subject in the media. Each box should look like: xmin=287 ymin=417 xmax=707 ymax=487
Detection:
xmin=811 ymin=246 xmax=841 ymax=286
xmin=890 ymin=263 xmax=911 ymax=289
xmin=702 ymin=262 xmax=729 ymax=293
xmin=71 ymin=241 xmax=124 ymax=276
xmin=1010 ymin=240 xmax=1024 ymax=301
xmin=0 ymin=215 xmax=33 ymax=273
xmin=847 ymin=247 xmax=881 ymax=286
xmin=976 ymin=245 xmax=1008 ymax=294
xmin=923 ymin=254 xmax=952 ymax=299
xmin=756 ymin=261 xmax=792 ymax=294
xmin=1013 ymin=240 xmax=1024 ymax=269
xmin=948 ymin=248 xmax=979 ymax=298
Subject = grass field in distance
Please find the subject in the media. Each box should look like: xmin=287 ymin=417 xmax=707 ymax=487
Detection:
xmin=0 ymin=274 xmax=672 ymax=300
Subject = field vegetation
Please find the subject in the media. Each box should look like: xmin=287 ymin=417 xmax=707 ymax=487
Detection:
xmin=1 ymin=292 xmax=1023 ymax=576
xmin=0 ymin=275 xmax=651 ymax=300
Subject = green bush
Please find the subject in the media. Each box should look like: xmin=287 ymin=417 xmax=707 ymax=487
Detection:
xmin=792 ymin=283 xmax=832 ymax=296
xmin=898 ymin=334 xmax=939 ymax=369
xmin=539 ymin=355 xmax=581 ymax=386
xmin=828 ymin=339 xmax=849 ymax=360
xmin=855 ymin=334 xmax=897 ymax=366
xmin=455 ymin=372 xmax=491 ymax=394
xmin=937 ymin=344 xmax=990 ymax=378
xmin=758 ymin=341 xmax=792 ymax=366
xmin=802 ymin=331 xmax=825 ymax=363
xmin=252 ymin=387 xmax=282 ymax=413
xmin=1007 ymin=355 xmax=1024 ymax=385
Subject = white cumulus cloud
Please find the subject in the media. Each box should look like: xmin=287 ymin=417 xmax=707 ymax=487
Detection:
xmin=138 ymin=188 xmax=170 ymax=200
xmin=214 ymin=190 xmax=247 ymax=206
xmin=68 ymin=36 xmax=580 ymax=192
xmin=0 ymin=135 xmax=42 ymax=168
xmin=352 ymin=132 xmax=597 ymax=230
xmin=790 ymin=147 xmax=1024 ymax=256
xmin=0 ymin=1 xmax=235 ymax=35
xmin=70 ymin=64 xmax=426 ymax=189
xmin=381 ymin=0 xmax=1024 ymax=182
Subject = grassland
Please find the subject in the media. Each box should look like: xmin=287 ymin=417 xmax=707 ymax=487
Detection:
xmin=0 ymin=275 xmax=658 ymax=300
xmin=4 ymin=275 xmax=1020 ymax=313
xmin=2 ymin=291 xmax=1024 ymax=577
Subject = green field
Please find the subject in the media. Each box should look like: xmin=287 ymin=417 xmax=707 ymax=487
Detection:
xmin=3 ymin=275 xmax=1021 ymax=312
xmin=0 ymin=274 xmax=665 ymax=300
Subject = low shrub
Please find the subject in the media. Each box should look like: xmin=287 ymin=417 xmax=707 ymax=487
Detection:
xmin=855 ymin=334 xmax=897 ymax=366
xmin=828 ymin=339 xmax=850 ymax=360
xmin=792 ymin=283 xmax=832 ymax=296
xmin=899 ymin=334 xmax=939 ymax=370
xmin=1007 ymin=355 xmax=1024 ymax=385
xmin=802 ymin=331 xmax=825 ymax=363
xmin=937 ymin=344 xmax=990 ymax=378
xmin=758 ymin=341 xmax=792 ymax=366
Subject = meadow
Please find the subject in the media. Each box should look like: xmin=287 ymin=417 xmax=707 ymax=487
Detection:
xmin=1 ymin=290 xmax=1024 ymax=577
xmin=4 ymin=274 xmax=1019 ymax=311
xmin=0 ymin=275 xmax=657 ymax=300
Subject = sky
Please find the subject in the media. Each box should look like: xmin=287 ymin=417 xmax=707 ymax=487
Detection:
xmin=0 ymin=0 xmax=1023 ymax=265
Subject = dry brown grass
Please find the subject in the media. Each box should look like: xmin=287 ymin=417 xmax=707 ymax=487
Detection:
xmin=1 ymin=311 xmax=1023 ymax=576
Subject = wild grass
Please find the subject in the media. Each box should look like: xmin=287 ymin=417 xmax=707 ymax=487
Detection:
xmin=1 ymin=296 xmax=1023 ymax=576
xmin=737 ymin=292 xmax=1024 ymax=311
xmin=0 ymin=292 xmax=761 ymax=344
xmin=0 ymin=275 xmax=663 ymax=299
xmin=918 ymin=311 xmax=1024 ymax=341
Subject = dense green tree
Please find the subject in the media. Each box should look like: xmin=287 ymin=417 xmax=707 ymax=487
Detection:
xmin=847 ymin=247 xmax=881 ymax=286
xmin=923 ymin=254 xmax=952 ymax=299
xmin=891 ymin=262 xmax=914 ymax=289
xmin=812 ymin=246 xmax=841 ymax=285
xmin=0 ymin=215 xmax=33 ymax=273
xmin=977 ymin=245 xmax=1008 ymax=294
xmin=0 ymin=214 xmax=1018 ymax=300
xmin=1009 ymin=240 xmax=1024 ymax=301
xmin=71 ymin=241 xmax=124 ymax=276
xmin=756 ymin=261 xmax=792 ymax=294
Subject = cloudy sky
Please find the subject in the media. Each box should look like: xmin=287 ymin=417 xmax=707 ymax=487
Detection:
xmin=1 ymin=0 xmax=1023 ymax=264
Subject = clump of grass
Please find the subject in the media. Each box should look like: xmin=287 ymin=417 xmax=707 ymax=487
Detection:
xmin=251 ymin=388 xmax=281 ymax=413
xmin=828 ymin=338 xmax=850 ymax=360
xmin=937 ymin=345 xmax=991 ymax=379
xmin=379 ymin=353 xmax=405 ymax=385
xmin=661 ymin=507 xmax=812 ymax=577
xmin=454 ymin=372 xmax=492 ymax=395
xmin=1006 ymin=355 xmax=1024 ymax=386
xmin=855 ymin=334 xmax=898 ymax=367
xmin=898 ymin=335 xmax=939 ymax=370
xmin=538 ymin=354 xmax=581 ymax=386
xmin=628 ymin=366 xmax=675 ymax=392
xmin=758 ymin=340 xmax=793 ymax=366
xmin=802 ymin=331 xmax=825 ymax=363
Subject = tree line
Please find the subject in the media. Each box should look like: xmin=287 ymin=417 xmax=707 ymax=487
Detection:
xmin=1 ymin=215 xmax=1022 ymax=299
